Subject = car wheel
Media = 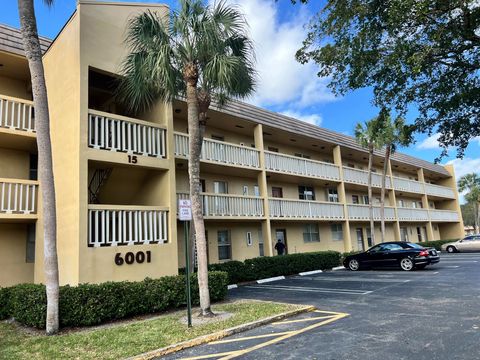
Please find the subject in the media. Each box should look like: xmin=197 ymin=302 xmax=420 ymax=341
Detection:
xmin=446 ymin=246 xmax=457 ymax=253
xmin=416 ymin=264 xmax=427 ymax=270
xmin=400 ymin=257 xmax=414 ymax=271
xmin=348 ymin=259 xmax=360 ymax=271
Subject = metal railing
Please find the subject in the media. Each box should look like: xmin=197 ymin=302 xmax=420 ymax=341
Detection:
xmin=342 ymin=167 xmax=391 ymax=188
xmin=392 ymin=177 xmax=424 ymax=194
xmin=269 ymin=198 xmax=344 ymax=219
xmin=265 ymin=151 xmax=340 ymax=181
xmin=0 ymin=95 xmax=35 ymax=132
xmin=88 ymin=206 xmax=168 ymax=247
xmin=424 ymin=183 xmax=456 ymax=199
xmin=347 ymin=204 xmax=396 ymax=221
xmin=88 ymin=110 xmax=167 ymax=158
xmin=397 ymin=207 xmax=429 ymax=221
xmin=0 ymin=179 xmax=38 ymax=214
xmin=429 ymin=209 xmax=460 ymax=222
xmin=174 ymin=132 xmax=260 ymax=168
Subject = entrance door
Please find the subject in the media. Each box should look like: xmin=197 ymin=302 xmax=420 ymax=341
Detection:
xmin=416 ymin=227 xmax=423 ymax=242
xmin=400 ymin=227 xmax=409 ymax=242
xmin=272 ymin=187 xmax=283 ymax=198
xmin=275 ymin=229 xmax=287 ymax=255
xmin=356 ymin=228 xmax=365 ymax=251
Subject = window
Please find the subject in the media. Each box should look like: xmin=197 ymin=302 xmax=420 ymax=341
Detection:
xmin=268 ymin=146 xmax=279 ymax=152
xmin=303 ymin=224 xmax=320 ymax=242
xmin=298 ymin=185 xmax=315 ymax=200
xmin=417 ymin=227 xmax=423 ymax=242
xmin=331 ymin=224 xmax=343 ymax=241
xmin=412 ymin=202 xmax=417 ymax=209
xmin=362 ymin=195 xmax=369 ymax=205
xmin=352 ymin=195 xmax=359 ymax=204
xmin=211 ymin=134 xmax=224 ymax=141
xmin=398 ymin=199 xmax=405 ymax=207
xmin=246 ymin=232 xmax=253 ymax=246
xmin=294 ymin=153 xmax=311 ymax=159
xmin=272 ymin=187 xmax=283 ymax=198
xmin=26 ymin=224 xmax=36 ymax=263
xmin=29 ymin=154 xmax=38 ymax=180
xmin=213 ymin=181 xmax=228 ymax=194
xmin=327 ymin=188 xmax=339 ymax=203
xmin=217 ymin=230 xmax=231 ymax=260
xmin=253 ymin=185 xmax=260 ymax=196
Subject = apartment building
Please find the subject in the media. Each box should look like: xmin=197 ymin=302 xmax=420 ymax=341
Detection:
xmin=0 ymin=1 xmax=464 ymax=287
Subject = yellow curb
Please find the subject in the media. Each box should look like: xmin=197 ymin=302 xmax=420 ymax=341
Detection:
xmin=127 ymin=304 xmax=316 ymax=360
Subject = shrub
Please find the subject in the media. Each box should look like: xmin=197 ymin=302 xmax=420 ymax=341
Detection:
xmin=420 ymin=239 xmax=458 ymax=250
xmin=2 ymin=271 xmax=228 ymax=329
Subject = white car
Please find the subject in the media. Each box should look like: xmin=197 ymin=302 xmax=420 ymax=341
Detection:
xmin=441 ymin=235 xmax=480 ymax=253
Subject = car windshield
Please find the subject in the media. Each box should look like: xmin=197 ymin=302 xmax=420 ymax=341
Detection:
xmin=407 ymin=243 xmax=424 ymax=249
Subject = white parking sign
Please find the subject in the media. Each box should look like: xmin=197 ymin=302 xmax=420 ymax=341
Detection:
xmin=178 ymin=199 xmax=192 ymax=221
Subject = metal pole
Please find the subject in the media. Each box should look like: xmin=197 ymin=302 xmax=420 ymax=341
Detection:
xmin=184 ymin=220 xmax=192 ymax=327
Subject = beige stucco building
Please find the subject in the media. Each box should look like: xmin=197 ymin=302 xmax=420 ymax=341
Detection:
xmin=0 ymin=1 xmax=464 ymax=287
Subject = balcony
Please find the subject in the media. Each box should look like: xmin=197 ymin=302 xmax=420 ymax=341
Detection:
xmin=264 ymin=151 xmax=340 ymax=181
xmin=342 ymin=167 xmax=391 ymax=188
xmin=269 ymin=198 xmax=344 ymax=220
xmin=88 ymin=205 xmax=168 ymax=247
xmin=429 ymin=209 xmax=460 ymax=222
xmin=347 ymin=204 xmax=396 ymax=221
xmin=176 ymin=192 xmax=264 ymax=218
xmin=0 ymin=179 xmax=38 ymax=219
xmin=88 ymin=110 xmax=167 ymax=158
xmin=392 ymin=177 xmax=424 ymax=194
xmin=425 ymin=183 xmax=456 ymax=199
xmin=174 ymin=132 xmax=260 ymax=169
xmin=0 ymin=95 xmax=35 ymax=133
xmin=397 ymin=207 xmax=429 ymax=222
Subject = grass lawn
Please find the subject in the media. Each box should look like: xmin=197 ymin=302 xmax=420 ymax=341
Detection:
xmin=0 ymin=301 xmax=299 ymax=360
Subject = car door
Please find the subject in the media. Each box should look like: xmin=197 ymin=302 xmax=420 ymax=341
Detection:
xmin=364 ymin=244 xmax=389 ymax=267
xmin=383 ymin=244 xmax=405 ymax=266
xmin=472 ymin=236 xmax=480 ymax=251
xmin=457 ymin=236 xmax=473 ymax=251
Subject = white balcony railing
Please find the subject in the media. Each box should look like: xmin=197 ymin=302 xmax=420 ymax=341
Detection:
xmin=429 ymin=209 xmax=460 ymax=222
xmin=88 ymin=206 xmax=168 ymax=247
xmin=0 ymin=179 xmax=38 ymax=214
xmin=347 ymin=204 xmax=396 ymax=221
xmin=425 ymin=183 xmax=456 ymax=199
xmin=342 ymin=167 xmax=391 ymax=188
xmin=88 ymin=111 xmax=167 ymax=158
xmin=0 ymin=95 xmax=35 ymax=132
xmin=269 ymin=198 xmax=344 ymax=220
xmin=392 ymin=177 xmax=424 ymax=194
xmin=176 ymin=192 xmax=264 ymax=217
xmin=174 ymin=132 xmax=260 ymax=169
xmin=265 ymin=151 xmax=340 ymax=181
xmin=397 ymin=207 xmax=429 ymax=222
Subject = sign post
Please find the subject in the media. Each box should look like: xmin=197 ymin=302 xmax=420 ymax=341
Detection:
xmin=178 ymin=199 xmax=192 ymax=327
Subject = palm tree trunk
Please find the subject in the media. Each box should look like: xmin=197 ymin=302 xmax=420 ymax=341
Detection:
xmin=368 ymin=145 xmax=375 ymax=246
xmin=380 ymin=145 xmax=391 ymax=243
xmin=18 ymin=0 xmax=59 ymax=335
xmin=186 ymin=81 xmax=213 ymax=317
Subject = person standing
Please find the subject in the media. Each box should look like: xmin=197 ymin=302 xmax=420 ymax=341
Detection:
xmin=274 ymin=239 xmax=286 ymax=256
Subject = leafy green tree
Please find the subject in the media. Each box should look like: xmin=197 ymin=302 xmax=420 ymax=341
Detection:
xmin=118 ymin=0 xmax=255 ymax=316
xmin=376 ymin=109 xmax=414 ymax=242
xmin=458 ymin=173 xmax=480 ymax=233
xmin=354 ymin=117 xmax=384 ymax=247
xmin=461 ymin=203 xmax=476 ymax=228
xmin=18 ymin=0 xmax=59 ymax=335
xmin=296 ymin=0 xmax=480 ymax=159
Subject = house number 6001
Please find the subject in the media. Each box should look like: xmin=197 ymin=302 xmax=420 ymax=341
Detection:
xmin=115 ymin=251 xmax=151 ymax=265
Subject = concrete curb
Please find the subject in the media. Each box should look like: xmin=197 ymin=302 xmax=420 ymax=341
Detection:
xmin=257 ymin=276 xmax=285 ymax=284
xmin=299 ymin=270 xmax=323 ymax=276
xmin=129 ymin=304 xmax=316 ymax=360
xmin=227 ymin=284 xmax=238 ymax=290
xmin=332 ymin=266 xmax=345 ymax=271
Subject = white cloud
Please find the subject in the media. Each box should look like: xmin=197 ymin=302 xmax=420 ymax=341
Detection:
xmin=417 ymin=133 xmax=442 ymax=150
xmin=445 ymin=157 xmax=480 ymax=204
xmin=222 ymin=0 xmax=337 ymax=109
xmin=281 ymin=110 xmax=322 ymax=126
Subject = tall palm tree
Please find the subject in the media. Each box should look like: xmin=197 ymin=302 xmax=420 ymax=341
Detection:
xmin=17 ymin=0 xmax=59 ymax=334
xmin=355 ymin=118 xmax=383 ymax=247
xmin=118 ymin=0 xmax=256 ymax=316
xmin=376 ymin=109 xmax=413 ymax=243
xmin=458 ymin=173 xmax=480 ymax=233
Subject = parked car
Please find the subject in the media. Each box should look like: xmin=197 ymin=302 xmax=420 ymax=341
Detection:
xmin=441 ymin=235 xmax=480 ymax=253
xmin=344 ymin=242 xmax=440 ymax=271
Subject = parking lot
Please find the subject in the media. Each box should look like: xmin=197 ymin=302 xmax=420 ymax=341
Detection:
xmin=164 ymin=253 xmax=480 ymax=359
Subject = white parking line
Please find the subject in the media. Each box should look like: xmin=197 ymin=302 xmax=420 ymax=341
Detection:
xmin=295 ymin=276 xmax=410 ymax=283
xmin=245 ymin=284 xmax=372 ymax=295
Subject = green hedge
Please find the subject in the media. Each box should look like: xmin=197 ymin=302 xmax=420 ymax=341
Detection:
xmin=420 ymin=239 xmax=458 ymax=250
xmin=0 ymin=271 xmax=228 ymax=329
xmin=181 ymin=251 xmax=342 ymax=284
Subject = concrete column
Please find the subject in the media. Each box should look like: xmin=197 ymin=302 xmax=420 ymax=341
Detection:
xmin=437 ymin=164 xmax=465 ymax=239
xmin=254 ymin=124 xmax=273 ymax=256
xmin=333 ymin=145 xmax=352 ymax=251
xmin=387 ymin=159 xmax=401 ymax=241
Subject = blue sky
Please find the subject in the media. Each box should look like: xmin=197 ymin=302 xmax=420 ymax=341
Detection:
xmin=2 ymin=0 xmax=479 ymax=189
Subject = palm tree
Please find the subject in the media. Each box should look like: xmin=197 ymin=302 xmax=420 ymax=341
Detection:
xmin=118 ymin=0 xmax=256 ymax=316
xmin=17 ymin=0 xmax=59 ymax=334
xmin=355 ymin=118 xmax=383 ymax=248
xmin=376 ymin=109 xmax=414 ymax=243
xmin=458 ymin=173 xmax=480 ymax=233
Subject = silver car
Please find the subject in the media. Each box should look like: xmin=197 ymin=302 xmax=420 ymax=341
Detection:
xmin=441 ymin=235 xmax=480 ymax=253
